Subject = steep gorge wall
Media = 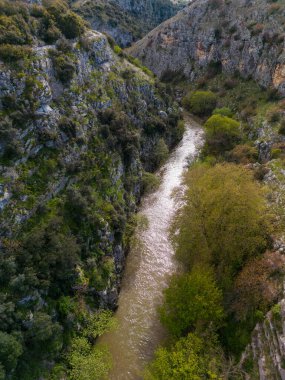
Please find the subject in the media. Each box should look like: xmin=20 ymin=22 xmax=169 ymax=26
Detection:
xmin=73 ymin=0 xmax=189 ymax=47
xmin=129 ymin=0 xmax=285 ymax=94
xmin=0 ymin=2 xmax=182 ymax=376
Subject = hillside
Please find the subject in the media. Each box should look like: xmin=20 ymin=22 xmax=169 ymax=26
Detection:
xmin=129 ymin=0 xmax=285 ymax=94
xmin=0 ymin=1 xmax=182 ymax=378
xmin=72 ymin=0 xmax=189 ymax=47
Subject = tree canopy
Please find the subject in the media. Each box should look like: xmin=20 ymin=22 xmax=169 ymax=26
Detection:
xmin=174 ymin=163 xmax=269 ymax=290
xmin=204 ymin=114 xmax=241 ymax=155
xmin=144 ymin=332 xmax=223 ymax=380
xmin=159 ymin=266 xmax=224 ymax=337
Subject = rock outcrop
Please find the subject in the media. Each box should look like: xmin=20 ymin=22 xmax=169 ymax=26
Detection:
xmin=129 ymin=0 xmax=285 ymax=94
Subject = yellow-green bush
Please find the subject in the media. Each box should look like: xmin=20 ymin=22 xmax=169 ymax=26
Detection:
xmin=204 ymin=114 xmax=241 ymax=155
xmin=183 ymin=90 xmax=217 ymax=116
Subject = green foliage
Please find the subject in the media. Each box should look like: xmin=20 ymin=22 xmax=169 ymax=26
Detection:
xmin=144 ymin=332 xmax=223 ymax=380
xmin=212 ymin=107 xmax=233 ymax=118
xmin=153 ymin=138 xmax=169 ymax=166
xmin=0 ymin=44 xmax=33 ymax=62
xmin=174 ymin=120 xmax=185 ymax=141
xmin=0 ymin=0 xmax=85 ymax=51
xmin=227 ymin=144 xmax=258 ymax=164
xmin=0 ymin=14 xmax=31 ymax=44
xmin=68 ymin=338 xmax=111 ymax=380
xmin=0 ymin=332 xmax=22 ymax=376
xmin=24 ymin=312 xmax=62 ymax=353
xmin=82 ymin=310 xmax=117 ymax=340
xmin=231 ymin=251 xmax=285 ymax=322
xmin=44 ymin=0 xmax=85 ymax=39
xmin=50 ymin=50 xmax=76 ymax=83
xmin=204 ymin=114 xmax=241 ymax=155
xmin=141 ymin=172 xmax=160 ymax=195
xmin=174 ymin=163 xmax=269 ymax=290
xmin=113 ymin=44 xmax=122 ymax=55
xmin=159 ymin=266 xmax=224 ymax=337
xmin=17 ymin=217 xmax=80 ymax=296
xmin=183 ymin=91 xmax=217 ymax=116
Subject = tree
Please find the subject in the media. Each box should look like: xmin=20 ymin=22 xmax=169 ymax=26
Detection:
xmin=204 ymin=114 xmax=241 ymax=155
xmin=68 ymin=337 xmax=111 ymax=380
xmin=0 ymin=332 xmax=23 ymax=375
xmin=24 ymin=312 xmax=62 ymax=354
xmin=231 ymin=251 xmax=285 ymax=321
xmin=144 ymin=332 xmax=223 ymax=380
xmin=153 ymin=138 xmax=169 ymax=166
xmin=159 ymin=266 xmax=224 ymax=337
xmin=183 ymin=91 xmax=217 ymax=116
xmin=174 ymin=163 xmax=269 ymax=290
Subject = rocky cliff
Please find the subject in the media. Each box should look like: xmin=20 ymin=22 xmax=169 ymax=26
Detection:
xmin=73 ymin=0 xmax=189 ymax=47
xmin=129 ymin=0 xmax=285 ymax=94
xmin=0 ymin=1 xmax=182 ymax=378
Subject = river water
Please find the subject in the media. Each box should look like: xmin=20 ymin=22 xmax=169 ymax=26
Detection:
xmin=100 ymin=117 xmax=203 ymax=379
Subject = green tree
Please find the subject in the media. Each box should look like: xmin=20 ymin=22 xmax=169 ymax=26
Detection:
xmin=68 ymin=337 xmax=111 ymax=380
xmin=0 ymin=332 xmax=23 ymax=375
xmin=153 ymin=138 xmax=169 ymax=166
xmin=24 ymin=312 xmax=62 ymax=353
xmin=183 ymin=91 xmax=217 ymax=116
xmin=144 ymin=332 xmax=223 ymax=380
xmin=159 ymin=267 xmax=224 ymax=337
xmin=174 ymin=163 xmax=269 ymax=290
xmin=204 ymin=114 xmax=241 ymax=155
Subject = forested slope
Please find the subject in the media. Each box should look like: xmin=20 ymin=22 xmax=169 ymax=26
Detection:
xmin=0 ymin=1 xmax=182 ymax=378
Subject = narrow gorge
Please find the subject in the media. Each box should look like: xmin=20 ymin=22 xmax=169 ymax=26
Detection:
xmin=1 ymin=0 xmax=285 ymax=379
xmin=100 ymin=117 xmax=202 ymax=379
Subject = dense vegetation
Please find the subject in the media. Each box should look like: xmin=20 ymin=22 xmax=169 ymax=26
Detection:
xmin=146 ymin=74 xmax=285 ymax=378
xmin=0 ymin=0 xmax=184 ymax=378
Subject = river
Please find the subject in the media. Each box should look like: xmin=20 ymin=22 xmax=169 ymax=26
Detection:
xmin=100 ymin=116 xmax=203 ymax=379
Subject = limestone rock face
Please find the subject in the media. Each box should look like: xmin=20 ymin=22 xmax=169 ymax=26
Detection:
xmin=129 ymin=0 xmax=285 ymax=94
xmin=73 ymin=0 xmax=189 ymax=47
xmin=0 ymin=28 xmax=181 ymax=307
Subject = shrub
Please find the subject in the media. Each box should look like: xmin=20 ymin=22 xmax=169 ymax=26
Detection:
xmin=223 ymin=78 xmax=238 ymax=89
xmin=113 ymin=44 xmax=122 ymax=55
xmin=212 ymin=107 xmax=234 ymax=118
xmin=141 ymin=172 xmax=160 ymax=195
xmin=227 ymin=144 xmax=258 ymax=164
xmin=183 ymin=91 xmax=217 ymax=116
xmin=45 ymin=0 xmax=85 ymax=39
xmin=0 ymin=14 xmax=31 ymax=45
xmin=268 ymin=111 xmax=281 ymax=123
xmin=253 ymin=165 xmax=269 ymax=181
xmin=44 ymin=22 xmax=62 ymax=43
xmin=51 ymin=52 xmax=76 ymax=83
xmin=204 ymin=114 xmax=241 ymax=155
xmin=58 ymin=116 xmax=78 ymax=138
xmin=278 ymin=120 xmax=285 ymax=135
xmin=153 ymin=138 xmax=169 ymax=166
xmin=0 ymin=44 xmax=33 ymax=62
xmin=60 ymin=11 xmax=85 ymax=39
xmin=173 ymin=119 xmax=185 ymax=141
